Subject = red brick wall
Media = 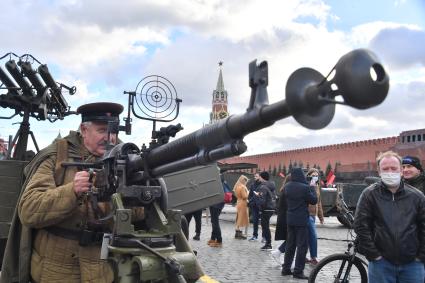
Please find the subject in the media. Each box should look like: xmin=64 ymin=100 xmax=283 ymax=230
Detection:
xmin=222 ymin=137 xmax=399 ymax=173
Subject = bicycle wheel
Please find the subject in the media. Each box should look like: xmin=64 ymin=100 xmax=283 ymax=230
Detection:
xmin=308 ymin=253 xmax=367 ymax=283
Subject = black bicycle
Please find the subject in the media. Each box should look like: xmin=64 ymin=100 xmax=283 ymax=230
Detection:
xmin=308 ymin=193 xmax=368 ymax=283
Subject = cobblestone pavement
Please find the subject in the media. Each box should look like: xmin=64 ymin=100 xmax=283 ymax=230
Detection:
xmin=188 ymin=205 xmax=354 ymax=282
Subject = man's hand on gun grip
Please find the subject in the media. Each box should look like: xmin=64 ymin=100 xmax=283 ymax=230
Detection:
xmin=73 ymin=170 xmax=94 ymax=196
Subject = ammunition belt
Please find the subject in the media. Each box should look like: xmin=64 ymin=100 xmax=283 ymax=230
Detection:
xmin=44 ymin=226 xmax=105 ymax=246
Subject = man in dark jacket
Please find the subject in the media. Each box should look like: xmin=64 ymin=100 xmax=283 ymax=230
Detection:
xmin=402 ymin=155 xmax=425 ymax=194
xmin=354 ymin=151 xmax=425 ymax=282
xmin=255 ymin=171 xmax=276 ymax=250
xmin=248 ymin=173 xmax=262 ymax=241
xmin=281 ymin=167 xmax=317 ymax=280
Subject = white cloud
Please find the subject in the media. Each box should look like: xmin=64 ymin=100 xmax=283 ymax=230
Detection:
xmin=1 ymin=0 xmax=424 ymax=158
xmin=348 ymin=21 xmax=419 ymax=47
xmin=369 ymin=26 xmax=425 ymax=70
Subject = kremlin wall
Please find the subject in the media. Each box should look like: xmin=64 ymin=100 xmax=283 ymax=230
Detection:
xmin=222 ymin=128 xmax=425 ymax=175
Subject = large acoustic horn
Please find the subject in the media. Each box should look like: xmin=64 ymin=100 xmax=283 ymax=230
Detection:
xmin=285 ymin=49 xmax=389 ymax=129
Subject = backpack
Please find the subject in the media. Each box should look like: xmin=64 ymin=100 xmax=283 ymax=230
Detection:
xmin=224 ymin=192 xmax=233 ymax=204
xmin=222 ymin=180 xmax=233 ymax=204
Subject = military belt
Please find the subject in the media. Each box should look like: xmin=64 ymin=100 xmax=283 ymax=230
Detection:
xmin=45 ymin=226 xmax=105 ymax=246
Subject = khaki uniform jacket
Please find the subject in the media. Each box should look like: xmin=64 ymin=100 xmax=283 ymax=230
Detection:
xmin=1 ymin=131 xmax=113 ymax=283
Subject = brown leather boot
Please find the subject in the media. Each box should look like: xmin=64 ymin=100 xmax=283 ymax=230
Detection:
xmin=235 ymin=230 xmax=247 ymax=239
xmin=209 ymin=240 xmax=222 ymax=247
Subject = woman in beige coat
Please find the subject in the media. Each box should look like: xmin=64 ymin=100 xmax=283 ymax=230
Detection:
xmin=233 ymin=175 xmax=249 ymax=239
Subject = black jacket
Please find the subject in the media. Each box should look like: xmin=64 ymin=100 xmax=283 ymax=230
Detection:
xmin=284 ymin=168 xmax=317 ymax=226
xmin=258 ymin=181 xmax=277 ymax=211
xmin=275 ymin=188 xmax=288 ymax=240
xmin=354 ymin=181 xmax=425 ymax=265
xmin=248 ymin=180 xmax=262 ymax=208
xmin=405 ymin=173 xmax=425 ymax=195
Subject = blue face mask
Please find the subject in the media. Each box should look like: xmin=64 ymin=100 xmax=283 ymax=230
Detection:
xmin=312 ymin=176 xmax=319 ymax=183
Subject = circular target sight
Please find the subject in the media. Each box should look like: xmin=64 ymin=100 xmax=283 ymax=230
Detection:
xmin=132 ymin=75 xmax=180 ymax=121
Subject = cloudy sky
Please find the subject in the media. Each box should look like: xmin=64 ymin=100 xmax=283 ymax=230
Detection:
xmin=1 ymin=0 xmax=425 ymax=157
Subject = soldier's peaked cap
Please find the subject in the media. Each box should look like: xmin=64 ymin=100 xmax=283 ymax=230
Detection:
xmin=77 ymin=102 xmax=124 ymax=123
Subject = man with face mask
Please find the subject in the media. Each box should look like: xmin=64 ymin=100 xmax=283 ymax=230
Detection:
xmin=354 ymin=151 xmax=425 ymax=282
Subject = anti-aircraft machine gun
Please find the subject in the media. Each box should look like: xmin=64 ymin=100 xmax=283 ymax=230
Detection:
xmin=58 ymin=49 xmax=389 ymax=282
xmin=0 ymin=52 xmax=75 ymax=267
xmin=0 ymin=52 xmax=76 ymax=160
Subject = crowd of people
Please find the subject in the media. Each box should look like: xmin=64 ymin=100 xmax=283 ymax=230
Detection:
xmin=1 ymin=99 xmax=425 ymax=282
xmin=186 ymin=167 xmax=324 ymax=280
xmin=189 ymin=150 xmax=425 ymax=282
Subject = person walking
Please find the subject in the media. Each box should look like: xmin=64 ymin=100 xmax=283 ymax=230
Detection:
xmin=208 ymin=203 xmax=224 ymax=247
xmin=256 ymin=171 xmax=277 ymax=251
xmin=247 ymin=173 xmax=262 ymax=241
xmin=354 ymin=151 xmax=425 ymax=283
xmin=281 ymin=167 xmax=317 ymax=280
xmin=207 ymin=177 xmax=227 ymax=248
xmin=305 ymin=168 xmax=324 ymax=265
xmin=271 ymin=174 xmax=291 ymax=264
xmin=233 ymin=175 xmax=249 ymax=239
xmin=184 ymin=209 xmax=203 ymax=241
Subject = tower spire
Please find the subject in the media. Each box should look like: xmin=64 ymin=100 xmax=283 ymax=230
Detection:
xmin=216 ymin=61 xmax=225 ymax=92
xmin=210 ymin=61 xmax=229 ymax=124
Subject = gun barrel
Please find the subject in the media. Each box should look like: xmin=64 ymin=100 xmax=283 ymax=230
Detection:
xmin=0 ymin=66 xmax=19 ymax=95
xmin=38 ymin=64 xmax=68 ymax=111
xmin=145 ymin=99 xmax=290 ymax=176
xmin=38 ymin=64 xmax=59 ymax=90
xmin=5 ymin=60 xmax=34 ymax=96
xmin=134 ymin=49 xmax=389 ymax=178
xmin=20 ymin=61 xmax=46 ymax=96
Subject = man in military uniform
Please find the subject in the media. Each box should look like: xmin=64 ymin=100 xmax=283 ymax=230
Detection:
xmin=402 ymin=155 xmax=425 ymax=194
xmin=1 ymin=102 xmax=123 ymax=283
